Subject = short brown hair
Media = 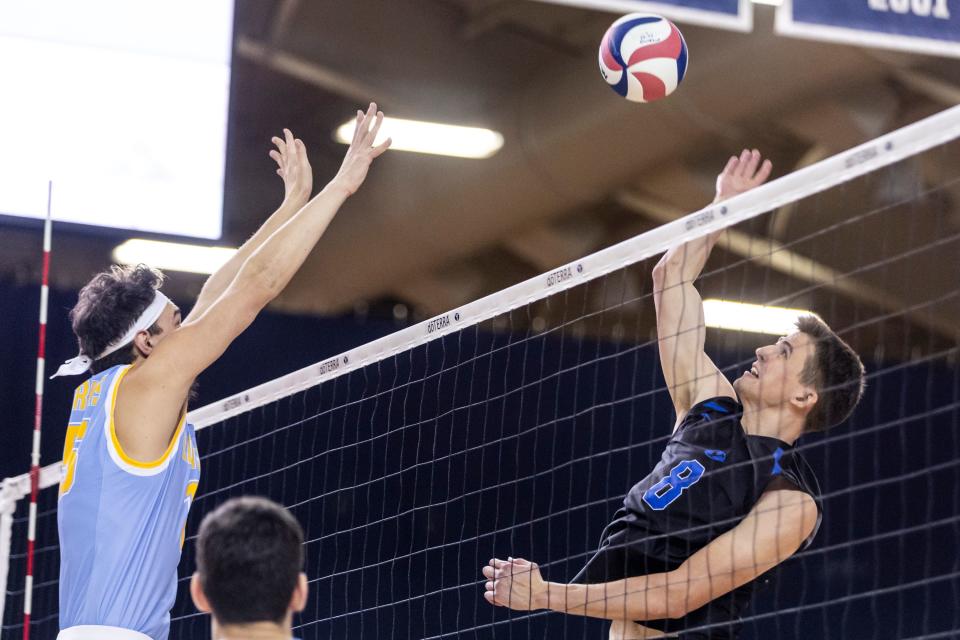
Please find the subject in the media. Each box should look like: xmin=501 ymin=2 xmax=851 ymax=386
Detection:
xmin=69 ymin=264 xmax=165 ymax=374
xmin=796 ymin=316 xmax=865 ymax=432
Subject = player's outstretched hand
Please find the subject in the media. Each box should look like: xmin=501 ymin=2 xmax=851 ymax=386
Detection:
xmin=270 ymin=128 xmax=313 ymax=208
xmin=482 ymin=557 xmax=548 ymax=611
xmin=330 ymin=102 xmax=392 ymax=197
xmin=715 ymin=148 xmax=772 ymax=202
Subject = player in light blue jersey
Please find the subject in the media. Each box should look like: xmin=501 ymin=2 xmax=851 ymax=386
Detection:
xmin=52 ymin=104 xmax=391 ymax=640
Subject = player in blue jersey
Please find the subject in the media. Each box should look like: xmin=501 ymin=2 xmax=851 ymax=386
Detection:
xmin=482 ymin=150 xmax=866 ymax=638
xmin=52 ymin=104 xmax=391 ymax=640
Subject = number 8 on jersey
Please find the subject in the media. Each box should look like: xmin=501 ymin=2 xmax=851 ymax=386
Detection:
xmin=642 ymin=459 xmax=706 ymax=510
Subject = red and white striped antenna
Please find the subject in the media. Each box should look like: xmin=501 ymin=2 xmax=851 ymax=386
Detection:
xmin=22 ymin=181 xmax=52 ymax=640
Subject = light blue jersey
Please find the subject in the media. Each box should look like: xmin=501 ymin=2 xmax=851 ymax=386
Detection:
xmin=58 ymin=364 xmax=201 ymax=640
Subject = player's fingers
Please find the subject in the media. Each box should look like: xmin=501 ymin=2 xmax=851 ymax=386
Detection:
xmin=371 ymin=137 xmax=392 ymax=158
xmin=743 ymin=149 xmax=761 ymax=178
xmin=361 ymin=102 xmax=377 ymax=133
xmin=351 ymin=110 xmax=364 ymax=144
xmin=722 ymin=155 xmax=738 ymax=176
xmin=754 ymin=158 xmax=773 ymax=184
xmin=493 ymin=580 xmax=506 ymax=597
xmin=292 ymin=139 xmax=305 ymax=169
xmin=366 ymin=111 xmax=384 ymax=146
xmin=737 ymin=149 xmax=751 ymax=176
xmin=296 ymin=139 xmax=310 ymax=166
xmin=283 ymin=128 xmax=296 ymax=156
xmin=271 ymin=135 xmax=286 ymax=153
xmin=481 ymin=565 xmax=495 ymax=579
xmin=355 ymin=104 xmax=372 ymax=137
xmin=483 ymin=590 xmax=495 ymax=605
xmin=269 ymin=149 xmax=283 ymax=164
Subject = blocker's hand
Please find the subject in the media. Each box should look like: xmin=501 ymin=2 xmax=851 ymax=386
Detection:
xmin=270 ymin=128 xmax=313 ymax=207
xmin=715 ymin=148 xmax=772 ymax=202
xmin=331 ymin=102 xmax=392 ymax=197
xmin=482 ymin=557 xmax=548 ymax=611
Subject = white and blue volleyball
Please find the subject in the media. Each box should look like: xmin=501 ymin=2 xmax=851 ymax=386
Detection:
xmin=599 ymin=13 xmax=688 ymax=103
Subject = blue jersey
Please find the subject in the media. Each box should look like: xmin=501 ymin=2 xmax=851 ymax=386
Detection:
xmin=58 ymin=364 xmax=201 ymax=640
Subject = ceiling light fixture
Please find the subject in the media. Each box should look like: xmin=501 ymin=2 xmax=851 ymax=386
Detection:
xmin=702 ymin=299 xmax=818 ymax=335
xmin=751 ymin=0 xmax=784 ymax=6
xmin=113 ymin=239 xmax=236 ymax=275
xmin=334 ymin=116 xmax=504 ymax=159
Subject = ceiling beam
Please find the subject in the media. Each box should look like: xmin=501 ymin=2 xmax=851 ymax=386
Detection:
xmin=267 ymin=0 xmax=302 ymax=43
xmin=234 ymin=37 xmax=409 ymax=109
xmin=390 ymin=265 xmax=488 ymax=317
xmin=894 ymin=68 xmax=960 ymax=105
xmin=615 ymin=190 xmax=959 ymax=341
xmin=780 ymin=85 xmax=900 ymax=151
xmin=461 ymin=0 xmax=520 ymax=40
xmin=502 ymin=218 xmax=607 ymax=271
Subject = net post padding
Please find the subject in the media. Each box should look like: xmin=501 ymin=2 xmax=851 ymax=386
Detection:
xmin=187 ymin=104 xmax=960 ymax=430
xmin=0 ymin=480 xmax=18 ymax=629
xmin=0 ymin=464 xmax=60 ymax=636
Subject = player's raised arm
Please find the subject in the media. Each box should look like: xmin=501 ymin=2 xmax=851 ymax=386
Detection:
xmin=120 ymin=104 xmax=391 ymax=459
xmin=187 ymin=128 xmax=314 ymax=321
xmin=653 ymin=149 xmax=772 ymax=421
xmin=482 ymin=487 xmax=817 ymax=621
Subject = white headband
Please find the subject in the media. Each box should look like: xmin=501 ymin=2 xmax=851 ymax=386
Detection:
xmin=52 ymin=291 xmax=171 ymax=378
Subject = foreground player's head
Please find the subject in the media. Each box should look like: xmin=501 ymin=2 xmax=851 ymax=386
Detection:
xmin=733 ymin=315 xmax=865 ymax=433
xmin=68 ymin=263 xmax=180 ymax=374
xmin=191 ymin=497 xmax=308 ymax=638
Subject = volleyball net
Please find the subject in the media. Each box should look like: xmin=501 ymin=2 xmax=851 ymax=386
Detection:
xmin=2 ymin=105 xmax=959 ymax=639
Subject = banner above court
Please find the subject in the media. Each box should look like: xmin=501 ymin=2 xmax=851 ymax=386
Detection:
xmin=776 ymin=0 xmax=960 ymax=58
xmin=529 ymin=0 xmax=754 ymax=32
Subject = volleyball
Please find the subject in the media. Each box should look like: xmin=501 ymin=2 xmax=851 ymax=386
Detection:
xmin=598 ymin=13 xmax=689 ymax=103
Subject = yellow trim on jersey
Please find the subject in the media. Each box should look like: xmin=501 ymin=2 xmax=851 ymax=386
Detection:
xmin=59 ymin=419 xmax=89 ymax=498
xmin=108 ymin=365 xmax=187 ymax=469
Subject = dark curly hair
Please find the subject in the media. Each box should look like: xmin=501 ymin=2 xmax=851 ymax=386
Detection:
xmin=796 ymin=316 xmax=866 ymax=433
xmin=70 ymin=264 xmax=166 ymax=375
